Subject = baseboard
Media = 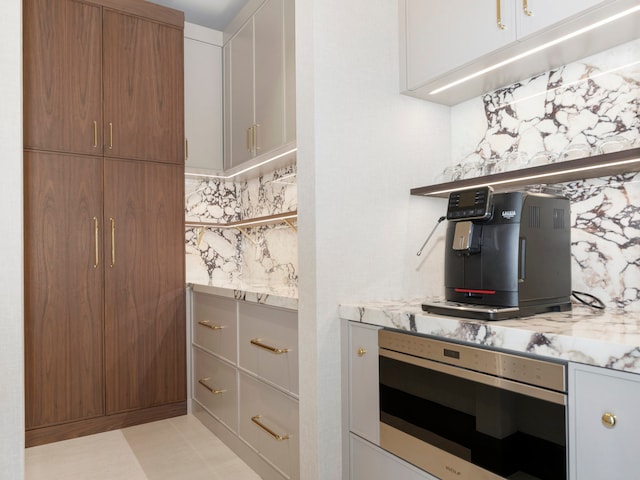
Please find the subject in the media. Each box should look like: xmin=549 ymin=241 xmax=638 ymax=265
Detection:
xmin=25 ymin=401 xmax=187 ymax=447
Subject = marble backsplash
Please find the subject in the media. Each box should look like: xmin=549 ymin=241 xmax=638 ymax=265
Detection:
xmin=185 ymin=165 xmax=298 ymax=290
xmin=451 ymin=39 xmax=640 ymax=311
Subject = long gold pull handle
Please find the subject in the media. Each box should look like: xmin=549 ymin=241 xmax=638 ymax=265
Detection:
xmin=198 ymin=320 xmax=225 ymax=330
xmin=109 ymin=122 xmax=113 ymax=149
xmin=250 ymin=338 xmax=290 ymax=354
xmin=602 ymin=412 xmax=617 ymax=428
xmin=523 ymin=0 xmax=533 ymax=16
xmin=253 ymin=124 xmax=259 ymax=152
xmin=198 ymin=378 xmax=226 ymax=394
xmin=246 ymin=127 xmax=252 ymax=152
xmin=109 ymin=217 xmax=115 ymax=267
xmin=496 ymin=0 xmax=506 ymax=29
xmin=251 ymin=415 xmax=290 ymax=441
xmin=93 ymin=121 xmax=98 ymax=148
xmin=357 ymin=347 xmax=367 ymax=357
xmin=185 ymin=138 xmax=189 ymax=160
xmin=93 ymin=217 xmax=99 ymax=268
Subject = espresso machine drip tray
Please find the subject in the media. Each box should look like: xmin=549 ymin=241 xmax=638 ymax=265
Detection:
xmin=421 ymin=299 xmax=570 ymax=321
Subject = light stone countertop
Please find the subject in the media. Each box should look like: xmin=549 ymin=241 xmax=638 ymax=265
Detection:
xmin=189 ymin=281 xmax=298 ymax=311
xmin=340 ymin=299 xmax=640 ymax=375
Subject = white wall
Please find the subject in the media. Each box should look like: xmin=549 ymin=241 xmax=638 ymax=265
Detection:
xmin=0 ymin=0 xmax=24 ymax=479
xmin=296 ymin=0 xmax=450 ymax=478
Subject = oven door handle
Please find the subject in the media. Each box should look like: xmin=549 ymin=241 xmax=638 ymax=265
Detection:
xmin=380 ymin=347 xmax=566 ymax=405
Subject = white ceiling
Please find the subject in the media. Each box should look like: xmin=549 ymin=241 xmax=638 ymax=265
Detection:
xmin=148 ymin=0 xmax=250 ymax=31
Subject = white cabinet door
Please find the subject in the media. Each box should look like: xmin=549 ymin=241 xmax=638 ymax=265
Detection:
xmin=404 ymin=0 xmax=516 ymax=91
xmin=254 ymin=0 xmax=285 ymax=158
xmin=348 ymin=322 xmax=380 ymax=444
xmin=350 ymin=433 xmax=437 ymax=480
xmin=184 ymin=24 xmax=223 ymax=173
xmin=569 ymin=363 xmax=640 ymax=480
xmin=516 ymin=0 xmax=614 ymax=38
xmin=228 ymin=18 xmax=255 ymax=168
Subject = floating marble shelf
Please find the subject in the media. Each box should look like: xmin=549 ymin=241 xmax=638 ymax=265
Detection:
xmin=410 ymin=148 xmax=640 ymax=198
xmin=186 ymin=211 xmax=298 ymax=246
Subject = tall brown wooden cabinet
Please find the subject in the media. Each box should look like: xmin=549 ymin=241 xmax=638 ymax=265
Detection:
xmin=23 ymin=0 xmax=186 ymax=447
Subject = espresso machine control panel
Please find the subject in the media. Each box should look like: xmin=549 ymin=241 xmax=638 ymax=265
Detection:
xmin=446 ymin=187 xmax=493 ymax=221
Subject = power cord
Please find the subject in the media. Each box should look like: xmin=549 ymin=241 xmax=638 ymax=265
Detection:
xmin=571 ymin=290 xmax=606 ymax=310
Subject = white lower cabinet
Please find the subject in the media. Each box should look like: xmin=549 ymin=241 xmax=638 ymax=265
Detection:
xmin=348 ymin=322 xmax=380 ymax=444
xmin=193 ymin=347 xmax=238 ymax=432
xmin=190 ymin=288 xmax=299 ymax=480
xmin=568 ymin=362 xmax=640 ymax=480
xmin=239 ymin=372 xmax=299 ymax=479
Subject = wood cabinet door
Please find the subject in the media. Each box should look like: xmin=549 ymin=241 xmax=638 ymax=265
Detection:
xmin=103 ymin=10 xmax=184 ymax=164
xmin=24 ymin=151 xmax=105 ymax=429
xmin=103 ymin=159 xmax=186 ymax=414
xmin=23 ymin=0 xmax=103 ymax=155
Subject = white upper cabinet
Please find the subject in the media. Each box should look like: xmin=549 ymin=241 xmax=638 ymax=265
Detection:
xmin=401 ymin=0 xmax=640 ymax=105
xmin=224 ymin=0 xmax=296 ymax=170
xmin=405 ymin=0 xmax=516 ymax=92
xmin=184 ymin=23 xmax=223 ymax=174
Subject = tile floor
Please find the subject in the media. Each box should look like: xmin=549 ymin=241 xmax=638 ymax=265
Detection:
xmin=25 ymin=415 xmax=262 ymax=480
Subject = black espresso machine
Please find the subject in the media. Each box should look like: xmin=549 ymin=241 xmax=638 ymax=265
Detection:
xmin=422 ymin=187 xmax=572 ymax=320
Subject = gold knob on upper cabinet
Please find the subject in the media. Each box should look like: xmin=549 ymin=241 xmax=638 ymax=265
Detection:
xmin=602 ymin=412 xmax=616 ymax=428
xmin=357 ymin=347 xmax=367 ymax=357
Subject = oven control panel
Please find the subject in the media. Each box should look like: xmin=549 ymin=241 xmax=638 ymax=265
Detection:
xmin=379 ymin=329 xmax=566 ymax=393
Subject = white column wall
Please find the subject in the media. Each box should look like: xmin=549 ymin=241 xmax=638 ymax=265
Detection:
xmin=0 ymin=0 xmax=24 ymax=479
xmin=296 ymin=1 xmax=451 ymax=478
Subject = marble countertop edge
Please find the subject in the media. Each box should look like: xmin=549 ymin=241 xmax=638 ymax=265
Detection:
xmin=189 ymin=282 xmax=298 ymax=310
xmin=339 ymin=300 xmax=640 ymax=375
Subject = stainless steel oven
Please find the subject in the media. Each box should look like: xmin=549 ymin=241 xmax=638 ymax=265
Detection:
xmin=379 ymin=329 xmax=567 ymax=480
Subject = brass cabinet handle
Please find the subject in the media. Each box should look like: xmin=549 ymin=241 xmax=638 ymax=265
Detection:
xmin=496 ymin=0 xmax=507 ymax=29
xmin=185 ymin=138 xmax=189 ymax=160
xmin=523 ymin=0 xmax=533 ymax=16
xmin=109 ymin=122 xmax=113 ymax=149
xmin=198 ymin=378 xmax=225 ymax=395
xmin=109 ymin=217 xmax=115 ymax=267
xmin=198 ymin=320 xmax=225 ymax=330
xmin=93 ymin=217 xmax=99 ymax=268
xmin=357 ymin=347 xmax=367 ymax=357
xmin=93 ymin=121 xmax=98 ymax=148
xmin=253 ymin=124 xmax=260 ymax=152
xmin=602 ymin=412 xmax=617 ymax=428
xmin=250 ymin=338 xmax=290 ymax=354
xmin=251 ymin=415 xmax=290 ymax=441
xmin=246 ymin=127 xmax=252 ymax=152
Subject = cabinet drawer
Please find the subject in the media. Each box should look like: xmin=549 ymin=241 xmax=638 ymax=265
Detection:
xmin=193 ymin=348 xmax=238 ymax=433
xmin=239 ymin=302 xmax=298 ymax=394
xmin=193 ymin=293 xmax=237 ymax=363
xmin=569 ymin=363 xmax=640 ymax=480
xmin=239 ymin=372 xmax=299 ymax=479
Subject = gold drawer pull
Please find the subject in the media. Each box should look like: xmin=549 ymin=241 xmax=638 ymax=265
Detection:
xmin=496 ymin=0 xmax=507 ymax=29
xmin=198 ymin=320 xmax=225 ymax=330
xmin=602 ymin=412 xmax=617 ymax=428
xmin=357 ymin=347 xmax=367 ymax=357
xmin=251 ymin=415 xmax=290 ymax=441
xmin=198 ymin=378 xmax=225 ymax=395
xmin=522 ymin=0 xmax=533 ymax=16
xmin=250 ymin=338 xmax=290 ymax=354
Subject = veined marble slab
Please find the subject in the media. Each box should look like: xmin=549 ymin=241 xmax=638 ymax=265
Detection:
xmin=340 ymin=300 xmax=640 ymax=374
xmin=190 ymin=282 xmax=298 ymax=311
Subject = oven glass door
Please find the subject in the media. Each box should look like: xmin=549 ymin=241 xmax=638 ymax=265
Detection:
xmin=379 ymin=354 xmax=567 ymax=480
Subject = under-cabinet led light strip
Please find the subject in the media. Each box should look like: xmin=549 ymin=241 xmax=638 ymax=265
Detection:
xmin=424 ymin=157 xmax=640 ymax=196
xmin=429 ymin=5 xmax=640 ymax=96
xmin=185 ymin=147 xmax=297 ymax=179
